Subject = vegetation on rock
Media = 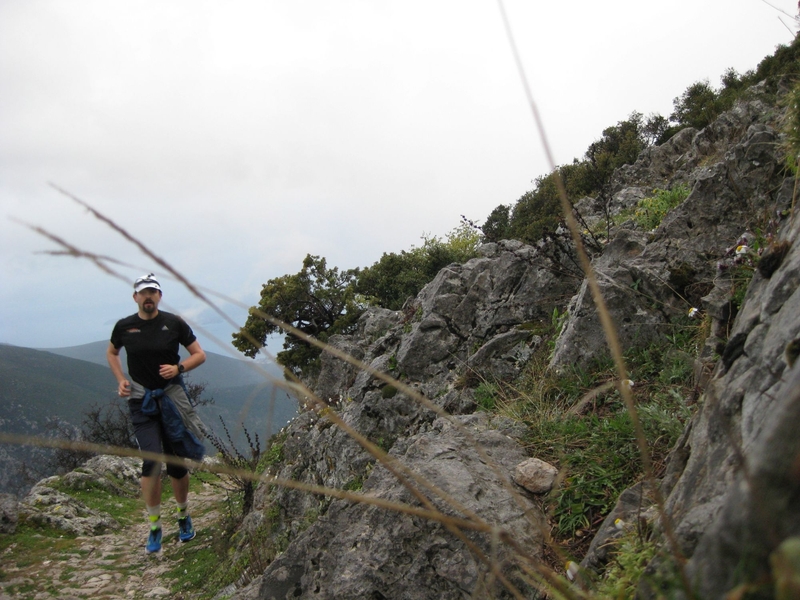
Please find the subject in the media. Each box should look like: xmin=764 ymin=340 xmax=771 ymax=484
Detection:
xmin=234 ymin=224 xmax=481 ymax=374
xmin=480 ymin=37 xmax=800 ymax=250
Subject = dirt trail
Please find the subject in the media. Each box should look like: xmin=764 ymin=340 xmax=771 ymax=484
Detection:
xmin=0 ymin=478 xmax=227 ymax=600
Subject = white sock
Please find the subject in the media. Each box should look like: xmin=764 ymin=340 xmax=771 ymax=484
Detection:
xmin=146 ymin=504 xmax=161 ymax=529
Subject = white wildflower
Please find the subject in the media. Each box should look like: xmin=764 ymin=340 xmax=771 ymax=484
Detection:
xmin=565 ymin=561 xmax=579 ymax=582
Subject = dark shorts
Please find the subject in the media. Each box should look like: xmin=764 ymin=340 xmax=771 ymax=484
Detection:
xmin=129 ymin=398 xmax=189 ymax=479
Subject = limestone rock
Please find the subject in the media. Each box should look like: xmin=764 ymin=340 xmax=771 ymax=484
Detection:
xmin=18 ymin=455 xmax=139 ymax=536
xmin=513 ymin=457 xmax=559 ymax=494
xmin=551 ymin=95 xmax=789 ymax=371
xmin=635 ymin=208 xmax=800 ymax=599
xmin=62 ymin=455 xmax=141 ymax=496
xmin=312 ymin=334 xmax=366 ymax=404
xmin=235 ymin=88 xmax=799 ymax=599
xmin=253 ymin=415 xmax=543 ymax=600
xmin=20 ymin=479 xmax=119 ymax=536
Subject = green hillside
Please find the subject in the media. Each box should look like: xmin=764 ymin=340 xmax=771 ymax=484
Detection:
xmin=0 ymin=344 xmax=115 ymax=429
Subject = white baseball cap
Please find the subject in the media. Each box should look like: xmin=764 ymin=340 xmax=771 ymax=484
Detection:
xmin=133 ymin=273 xmax=162 ymax=293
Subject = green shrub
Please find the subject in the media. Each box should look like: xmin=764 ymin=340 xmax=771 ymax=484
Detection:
xmin=583 ymin=113 xmax=650 ymax=189
xmin=343 ymin=475 xmax=364 ymax=492
xmin=206 ymin=418 xmax=264 ymax=519
xmin=503 ymin=113 xmax=663 ymax=246
xmin=541 ymin=413 xmax=641 ymax=537
xmin=356 ymin=223 xmax=481 ymax=310
xmin=481 ymin=204 xmax=511 ymax=242
xmin=492 ymin=320 xmax=698 ymax=542
xmin=258 ymin=431 xmax=287 ymax=472
xmin=508 ymin=171 xmax=564 ymax=244
xmin=671 ymin=79 xmax=722 ymax=131
xmin=594 ymin=528 xmax=659 ymax=598
xmin=474 ymin=382 xmax=497 ymax=411
xmin=633 ymin=185 xmax=691 ymax=230
xmin=731 ymin=263 xmax=755 ymax=310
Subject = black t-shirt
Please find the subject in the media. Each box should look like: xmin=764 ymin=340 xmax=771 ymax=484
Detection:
xmin=110 ymin=311 xmax=197 ymax=390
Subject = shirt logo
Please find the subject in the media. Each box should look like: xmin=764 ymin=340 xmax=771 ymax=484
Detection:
xmin=126 ymin=328 xmax=141 ymax=333
xmin=162 ymin=325 xmax=169 ymax=331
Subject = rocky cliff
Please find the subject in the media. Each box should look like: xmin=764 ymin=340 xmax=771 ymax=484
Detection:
xmin=225 ymin=80 xmax=799 ymax=599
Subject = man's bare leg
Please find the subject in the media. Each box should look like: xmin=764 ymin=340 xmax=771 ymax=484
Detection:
xmin=142 ymin=474 xmax=163 ymax=507
xmin=170 ymin=473 xmax=189 ymax=504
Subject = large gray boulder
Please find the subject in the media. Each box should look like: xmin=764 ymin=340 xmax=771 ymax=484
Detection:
xmin=312 ymin=240 xmax=579 ymax=409
xmin=396 ymin=240 xmax=573 ymax=388
xmin=253 ymin=414 xmax=543 ymax=600
xmin=18 ymin=455 xmax=140 ymax=536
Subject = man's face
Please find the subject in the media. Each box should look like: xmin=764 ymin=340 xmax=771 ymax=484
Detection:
xmin=134 ymin=287 xmax=162 ymax=314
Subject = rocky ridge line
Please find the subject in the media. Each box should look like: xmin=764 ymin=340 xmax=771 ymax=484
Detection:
xmin=227 ymin=82 xmax=798 ymax=599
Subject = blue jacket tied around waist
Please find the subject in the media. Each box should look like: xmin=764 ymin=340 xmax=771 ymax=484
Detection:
xmin=141 ymin=382 xmax=206 ymax=461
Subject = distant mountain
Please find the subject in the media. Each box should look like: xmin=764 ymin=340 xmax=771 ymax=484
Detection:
xmin=0 ymin=342 xmax=298 ymax=497
xmin=0 ymin=344 xmax=115 ymax=427
xmin=0 ymin=344 xmax=120 ymax=497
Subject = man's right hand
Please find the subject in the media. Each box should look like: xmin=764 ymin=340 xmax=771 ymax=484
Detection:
xmin=117 ymin=379 xmax=131 ymax=397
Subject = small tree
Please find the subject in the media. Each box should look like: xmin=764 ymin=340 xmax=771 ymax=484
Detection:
xmin=671 ymin=80 xmax=720 ymax=130
xmin=439 ymin=221 xmax=482 ymax=262
xmin=583 ymin=112 xmax=648 ymax=189
xmin=642 ymin=113 xmax=671 ymax=146
xmin=46 ymin=418 xmax=92 ymax=474
xmin=233 ymin=254 xmax=362 ymax=374
xmin=508 ymin=171 xmax=563 ymax=244
xmin=185 ymin=378 xmax=214 ymax=407
xmin=481 ymin=205 xmax=511 ymax=243
xmin=356 ymin=249 xmax=430 ymax=311
xmin=81 ymin=399 xmax=138 ymax=450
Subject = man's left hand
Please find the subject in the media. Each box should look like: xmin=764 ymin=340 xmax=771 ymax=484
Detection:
xmin=159 ymin=364 xmax=180 ymax=379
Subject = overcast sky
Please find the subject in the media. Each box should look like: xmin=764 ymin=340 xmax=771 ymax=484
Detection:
xmin=1 ymin=0 xmax=796 ymax=358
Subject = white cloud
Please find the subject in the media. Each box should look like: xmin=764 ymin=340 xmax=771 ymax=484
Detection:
xmin=1 ymin=0 xmax=795 ymax=349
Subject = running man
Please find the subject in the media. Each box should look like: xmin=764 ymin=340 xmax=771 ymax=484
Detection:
xmin=107 ymin=273 xmax=206 ymax=553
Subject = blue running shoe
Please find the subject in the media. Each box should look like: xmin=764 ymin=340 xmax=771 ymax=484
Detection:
xmin=178 ymin=515 xmax=195 ymax=542
xmin=146 ymin=527 xmax=162 ymax=553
